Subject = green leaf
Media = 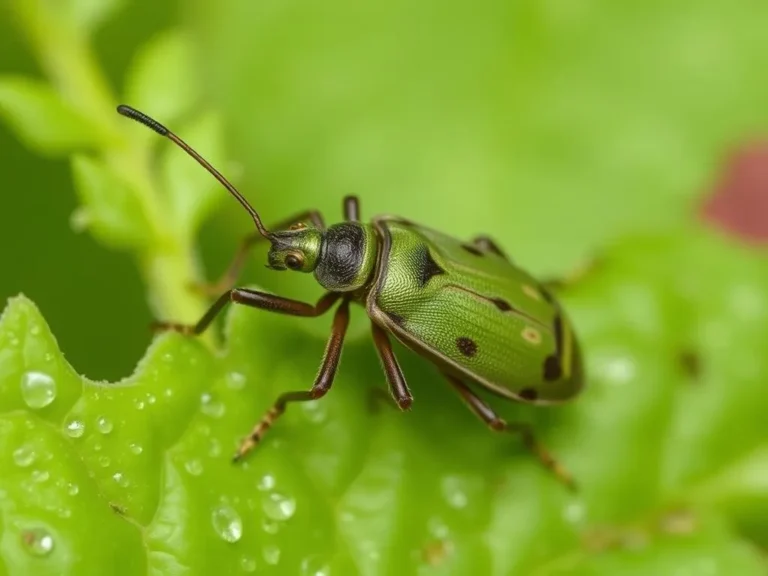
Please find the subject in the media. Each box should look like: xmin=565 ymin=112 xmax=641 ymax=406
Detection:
xmin=160 ymin=111 xmax=228 ymax=240
xmin=123 ymin=30 xmax=198 ymax=131
xmin=0 ymin=77 xmax=106 ymax=155
xmin=66 ymin=0 xmax=125 ymax=32
xmin=70 ymin=154 xmax=152 ymax=250
xmin=2 ymin=226 xmax=768 ymax=574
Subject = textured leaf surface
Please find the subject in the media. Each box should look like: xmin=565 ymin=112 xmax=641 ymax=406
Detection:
xmin=1 ymin=226 xmax=767 ymax=575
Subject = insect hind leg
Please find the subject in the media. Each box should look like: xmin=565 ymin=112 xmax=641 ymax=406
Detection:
xmin=442 ymin=372 xmax=576 ymax=492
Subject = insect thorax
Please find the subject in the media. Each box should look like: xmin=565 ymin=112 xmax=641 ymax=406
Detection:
xmin=314 ymin=223 xmax=378 ymax=292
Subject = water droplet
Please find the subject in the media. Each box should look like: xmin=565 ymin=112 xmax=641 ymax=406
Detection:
xmin=262 ymin=492 xmax=296 ymax=521
xmin=257 ymin=474 xmax=275 ymax=491
xmin=240 ymin=555 xmax=257 ymax=572
xmin=262 ymin=545 xmax=281 ymax=565
xmin=98 ymin=456 xmax=111 ymax=468
xmin=427 ymin=517 xmax=450 ymax=539
xmin=440 ymin=476 xmax=469 ymax=509
xmin=262 ymin=519 xmax=280 ymax=534
xmin=67 ymin=483 xmax=79 ymax=496
xmin=208 ymin=439 xmax=222 ymax=458
xmin=301 ymin=555 xmax=331 ymax=576
xmin=162 ymin=352 xmax=173 ymax=363
xmin=31 ymin=470 xmax=49 ymax=483
xmin=13 ymin=445 xmax=36 ymax=467
xmin=20 ymin=371 xmax=56 ymax=409
xmin=185 ymin=459 xmax=204 ymax=476
xmin=147 ymin=394 xmax=156 ymax=405
xmin=227 ymin=372 xmax=246 ymax=390
xmin=133 ymin=398 xmax=145 ymax=410
xmin=21 ymin=527 xmax=54 ymax=556
xmin=164 ymin=388 xmax=173 ymax=398
xmin=563 ymin=501 xmax=585 ymax=524
xmin=96 ymin=416 xmax=113 ymax=434
xmin=30 ymin=325 xmax=41 ymax=336
xmin=211 ymin=504 xmax=242 ymax=543
xmin=57 ymin=507 xmax=71 ymax=518
xmin=200 ymin=392 xmax=225 ymax=418
xmin=93 ymin=442 xmax=102 ymax=452
xmin=112 ymin=472 xmax=129 ymax=487
xmin=65 ymin=420 xmax=85 ymax=438
xmin=128 ymin=442 xmax=143 ymax=455
xmin=44 ymin=352 xmax=54 ymax=363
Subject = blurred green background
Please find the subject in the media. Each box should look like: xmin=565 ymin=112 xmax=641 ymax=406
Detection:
xmin=3 ymin=1 xmax=768 ymax=575
xmin=3 ymin=0 xmax=767 ymax=380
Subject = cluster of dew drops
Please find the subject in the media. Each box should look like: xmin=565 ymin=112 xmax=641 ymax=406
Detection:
xmin=11 ymin=346 xmax=329 ymax=574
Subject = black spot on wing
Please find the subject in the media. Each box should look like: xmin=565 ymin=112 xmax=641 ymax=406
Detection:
xmin=415 ymin=244 xmax=445 ymax=287
xmin=491 ymin=297 xmax=512 ymax=312
xmin=519 ymin=387 xmax=538 ymax=401
xmin=456 ymin=337 xmax=478 ymax=357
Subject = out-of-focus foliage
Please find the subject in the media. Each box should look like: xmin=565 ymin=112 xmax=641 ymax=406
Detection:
xmin=2 ymin=0 xmax=768 ymax=574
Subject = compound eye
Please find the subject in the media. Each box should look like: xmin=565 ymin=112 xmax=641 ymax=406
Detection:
xmin=284 ymin=252 xmax=304 ymax=270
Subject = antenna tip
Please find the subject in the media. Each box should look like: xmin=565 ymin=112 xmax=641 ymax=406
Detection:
xmin=116 ymin=104 xmax=169 ymax=136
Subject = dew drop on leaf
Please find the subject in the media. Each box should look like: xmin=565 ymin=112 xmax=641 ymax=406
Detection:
xmin=147 ymin=394 xmax=156 ymax=405
xmin=134 ymin=398 xmax=146 ymax=410
xmin=301 ymin=555 xmax=331 ymax=576
xmin=21 ymin=527 xmax=54 ymax=557
xmin=112 ymin=472 xmax=130 ymax=487
xmin=200 ymin=392 xmax=225 ymax=418
xmin=20 ymin=371 xmax=57 ymax=409
xmin=240 ymin=555 xmax=257 ymax=572
xmin=227 ymin=371 xmax=246 ymax=390
xmin=96 ymin=416 xmax=113 ymax=434
xmin=262 ymin=519 xmax=279 ymax=534
xmin=129 ymin=442 xmax=143 ymax=455
xmin=211 ymin=504 xmax=243 ymax=543
xmin=185 ymin=459 xmax=204 ymax=476
xmin=262 ymin=492 xmax=296 ymax=521
xmin=67 ymin=483 xmax=79 ymax=496
xmin=65 ymin=419 xmax=85 ymax=438
xmin=13 ymin=445 xmax=36 ymax=467
xmin=257 ymin=474 xmax=275 ymax=491
xmin=262 ymin=545 xmax=281 ymax=565
xmin=98 ymin=456 xmax=111 ymax=468
xmin=31 ymin=470 xmax=49 ymax=483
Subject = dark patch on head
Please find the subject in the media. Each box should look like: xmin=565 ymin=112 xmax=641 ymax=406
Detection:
xmin=678 ymin=349 xmax=702 ymax=380
xmin=461 ymin=243 xmax=484 ymax=256
xmin=315 ymin=223 xmax=365 ymax=290
xmin=456 ymin=337 xmax=478 ymax=357
xmin=415 ymin=244 xmax=446 ymax=287
xmin=491 ymin=297 xmax=512 ymax=312
xmin=543 ymin=355 xmax=562 ymax=381
xmin=385 ymin=311 xmax=406 ymax=327
xmin=519 ymin=387 xmax=538 ymax=401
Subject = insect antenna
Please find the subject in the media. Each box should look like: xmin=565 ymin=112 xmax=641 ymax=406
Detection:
xmin=116 ymin=104 xmax=272 ymax=239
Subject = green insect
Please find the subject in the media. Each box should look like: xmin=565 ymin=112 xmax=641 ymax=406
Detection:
xmin=117 ymin=104 xmax=586 ymax=490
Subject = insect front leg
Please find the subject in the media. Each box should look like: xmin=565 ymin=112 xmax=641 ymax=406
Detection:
xmin=442 ymin=372 xmax=577 ymax=491
xmin=153 ymin=289 xmax=341 ymax=335
xmin=343 ymin=195 xmax=361 ymax=222
xmin=233 ymin=298 xmax=352 ymax=461
xmin=192 ymin=209 xmax=327 ymax=295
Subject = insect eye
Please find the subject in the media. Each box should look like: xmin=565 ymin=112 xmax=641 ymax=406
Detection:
xmin=284 ymin=253 xmax=304 ymax=270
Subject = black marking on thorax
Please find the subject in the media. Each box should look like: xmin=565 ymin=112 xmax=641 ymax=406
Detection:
xmin=316 ymin=223 xmax=366 ymax=290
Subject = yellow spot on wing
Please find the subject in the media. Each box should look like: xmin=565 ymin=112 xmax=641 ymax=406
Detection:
xmin=521 ymin=326 xmax=542 ymax=345
xmin=522 ymin=284 xmax=542 ymax=301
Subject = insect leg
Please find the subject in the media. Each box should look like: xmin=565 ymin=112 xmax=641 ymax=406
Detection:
xmin=152 ymin=290 xmax=341 ymax=335
xmin=343 ymin=195 xmax=361 ymax=221
xmin=233 ymin=298 xmax=351 ymax=461
xmin=442 ymin=372 xmax=577 ymax=491
xmin=371 ymin=322 xmax=413 ymax=410
xmin=470 ymin=235 xmax=510 ymax=260
xmin=192 ymin=209 xmax=327 ymax=295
